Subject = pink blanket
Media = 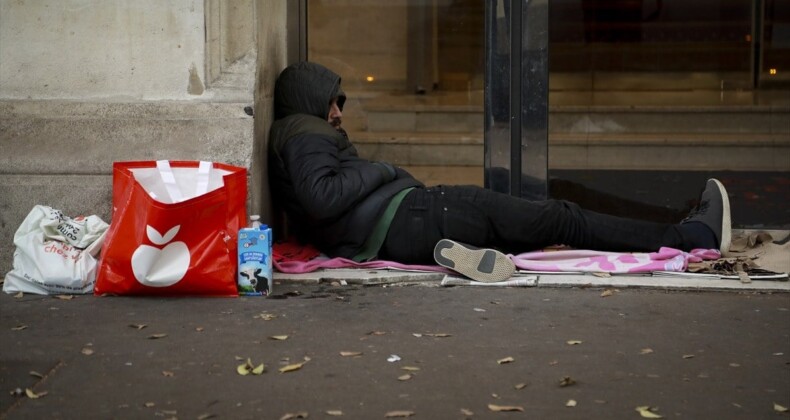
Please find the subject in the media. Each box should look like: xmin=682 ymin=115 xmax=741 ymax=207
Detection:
xmin=511 ymin=247 xmax=720 ymax=274
xmin=273 ymin=247 xmax=721 ymax=275
xmin=274 ymin=257 xmax=452 ymax=274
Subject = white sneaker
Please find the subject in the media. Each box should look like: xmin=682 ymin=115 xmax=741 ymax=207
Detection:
xmin=433 ymin=239 xmax=515 ymax=283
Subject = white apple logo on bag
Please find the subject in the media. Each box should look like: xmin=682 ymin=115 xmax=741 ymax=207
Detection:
xmin=131 ymin=225 xmax=190 ymax=287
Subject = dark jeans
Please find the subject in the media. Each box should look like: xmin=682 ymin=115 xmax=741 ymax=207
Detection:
xmin=379 ymin=185 xmax=689 ymax=265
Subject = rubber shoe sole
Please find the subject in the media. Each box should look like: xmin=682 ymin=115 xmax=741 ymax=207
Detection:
xmin=433 ymin=239 xmax=515 ymax=283
xmin=710 ymin=178 xmax=732 ymax=255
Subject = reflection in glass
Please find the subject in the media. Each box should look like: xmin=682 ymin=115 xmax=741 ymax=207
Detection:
xmin=306 ymin=0 xmax=789 ymax=228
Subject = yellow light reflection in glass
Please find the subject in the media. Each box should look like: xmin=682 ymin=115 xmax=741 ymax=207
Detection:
xmin=366 ymin=76 xmax=375 ymax=82
xmin=769 ymin=68 xmax=777 ymax=75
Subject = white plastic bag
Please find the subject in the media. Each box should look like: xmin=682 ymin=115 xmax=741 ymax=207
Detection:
xmin=3 ymin=205 xmax=109 ymax=295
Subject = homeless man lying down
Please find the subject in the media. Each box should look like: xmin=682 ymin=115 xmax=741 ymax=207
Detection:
xmin=268 ymin=61 xmax=731 ymax=282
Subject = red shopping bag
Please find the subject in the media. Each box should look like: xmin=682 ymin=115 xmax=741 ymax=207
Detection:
xmin=95 ymin=161 xmax=246 ymax=296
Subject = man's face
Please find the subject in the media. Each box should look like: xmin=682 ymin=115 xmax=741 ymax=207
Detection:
xmin=327 ymin=97 xmax=342 ymax=129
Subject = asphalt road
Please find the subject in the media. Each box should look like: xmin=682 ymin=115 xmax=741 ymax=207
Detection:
xmin=1 ymin=283 xmax=788 ymax=419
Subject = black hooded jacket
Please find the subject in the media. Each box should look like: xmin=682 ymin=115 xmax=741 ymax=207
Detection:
xmin=268 ymin=62 xmax=423 ymax=258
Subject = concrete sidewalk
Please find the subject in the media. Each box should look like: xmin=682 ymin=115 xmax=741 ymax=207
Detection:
xmin=1 ymin=281 xmax=788 ymax=419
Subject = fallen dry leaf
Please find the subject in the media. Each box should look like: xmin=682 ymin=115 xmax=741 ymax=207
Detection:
xmin=635 ymin=406 xmax=663 ymax=418
xmin=514 ymin=383 xmax=527 ymax=390
xmin=592 ymin=272 xmax=611 ymax=277
xmin=237 ymin=358 xmax=265 ymax=376
xmin=129 ymin=324 xmax=147 ymax=330
xmin=682 ymin=354 xmax=695 ymax=359
xmin=412 ymin=333 xmax=422 ymax=338
xmin=237 ymin=359 xmax=252 ymax=375
xmin=600 ymin=289 xmax=614 ymax=297
xmin=460 ymin=408 xmax=474 ymax=416
xmin=14 ymin=292 xmax=23 ymax=298
xmin=197 ymin=414 xmax=216 ymax=420
xmin=398 ymin=374 xmax=412 ymax=381
xmin=54 ymin=295 xmax=74 ymax=300
xmin=775 ymin=403 xmax=789 ymax=413
xmin=144 ymin=402 xmax=156 ymax=408
xmin=325 ymin=410 xmax=343 ymax=416
xmin=81 ymin=347 xmax=94 ymax=356
xmin=279 ymin=358 xmax=310 ymax=373
xmin=425 ymin=333 xmax=451 ymax=338
xmin=147 ymin=333 xmax=167 ymax=339
xmin=729 ymin=363 xmax=741 ymax=367
xmin=340 ymin=351 xmax=362 ymax=357
xmin=549 ymin=360 xmax=559 ymax=366
xmin=640 ymin=348 xmax=654 ymax=355
xmin=387 ymin=355 xmax=401 ymax=363
xmin=497 ymin=357 xmax=514 ymax=364
xmin=367 ymin=331 xmax=387 ymax=336
xmin=269 ymin=335 xmax=289 ymax=341
xmin=566 ymin=399 xmax=577 ymax=407
xmin=566 ymin=340 xmax=583 ymax=345
xmin=29 ymin=371 xmax=43 ymax=379
xmin=254 ymin=313 xmax=277 ymax=321
xmin=384 ymin=411 xmax=414 ymax=418
xmin=25 ymin=389 xmax=47 ymax=399
xmin=488 ymin=404 xmax=523 ymax=412
xmin=195 ymin=327 xmax=205 ymax=332
xmin=11 ymin=325 xmax=28 ymax=331
xmin=162 ymin=371 xmax=175 ymax=377
xmin=252 ymin=363 xmax=265 ymax=375
xmin=559 ymin=376 xmax=576 ymax=387
xmin=280 ymin=413 xmax=308 ymax=420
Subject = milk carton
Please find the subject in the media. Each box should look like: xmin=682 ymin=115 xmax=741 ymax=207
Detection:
xmin=237 ymin=215 xmax=272 ymax=296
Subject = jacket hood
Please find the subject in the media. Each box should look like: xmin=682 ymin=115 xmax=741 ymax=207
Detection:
xmin=274 ymin=62 xmax=346 ymax=120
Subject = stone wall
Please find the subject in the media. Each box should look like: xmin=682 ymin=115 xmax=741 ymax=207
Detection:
xmin=0 ymin=0 xmax=207 ymax=100
xmin=253 ymin=0 xmax=289 ymax=224
xmin=0 ymin=0 xmax=289 ymax=278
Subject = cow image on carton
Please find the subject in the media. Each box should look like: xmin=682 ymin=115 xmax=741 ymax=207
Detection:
xmin=237 ymin=215 xmax=272 ymax=296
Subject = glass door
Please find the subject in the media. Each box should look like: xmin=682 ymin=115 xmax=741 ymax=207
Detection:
xmin=307 ymin=0 xmax=487 ymax=188
xmin=304 ymin=0 xmax=789 ymax=229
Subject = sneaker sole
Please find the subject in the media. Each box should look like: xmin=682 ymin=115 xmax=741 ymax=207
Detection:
xmin=433 ymin=239 xmax=515 ymax=283
xmin=710 ymin=178 xmax=732 ymax=255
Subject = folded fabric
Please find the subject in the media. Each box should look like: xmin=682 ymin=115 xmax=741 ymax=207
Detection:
xmin=510 ymin=247 xmax=721 ymax=274
xmin=273 ymin=241 xmax=321 ymax=263
xmin=273 ymin=255 xmax=452 ymax=274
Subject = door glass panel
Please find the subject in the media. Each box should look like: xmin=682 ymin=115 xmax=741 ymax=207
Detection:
xmin=307 ymin=0 xmax=486 ymax=187
xmin=548 ymin=0 xmax=790 ymax=229
xmin=761 ymin=0 xmax=790 ymax=86
xmin=307 ymin=0 xmax=789 ymax=229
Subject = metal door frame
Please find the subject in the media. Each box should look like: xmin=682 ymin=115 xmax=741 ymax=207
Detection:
xmin=484 ymin=0 xmax=549 ymax=200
